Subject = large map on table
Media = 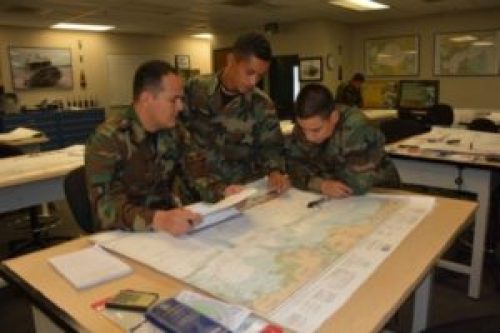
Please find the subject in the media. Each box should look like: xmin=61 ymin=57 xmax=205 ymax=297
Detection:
xmin=93 ymin=186 xmax=434 ymax=332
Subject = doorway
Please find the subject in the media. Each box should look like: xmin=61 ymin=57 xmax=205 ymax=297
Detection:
xmin=269 ymin=55 xmax=299 ymax=120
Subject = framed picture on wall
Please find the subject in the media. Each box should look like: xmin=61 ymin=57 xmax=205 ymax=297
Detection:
xmin=364 ymin=35 xmax=419 ymax=76
xmin=434 ymin=30 xmax=499 ymax=76
xmin=175 ymin=55 xmax=190 ymax=70
xmin=8 ymin=46 xmax=73 ymax=90
xmin=299 ymin=57 xmax=323 ymax=81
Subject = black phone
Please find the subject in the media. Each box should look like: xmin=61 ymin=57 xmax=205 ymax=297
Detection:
xmin=105 ymin=289 xmax=159 ymax=312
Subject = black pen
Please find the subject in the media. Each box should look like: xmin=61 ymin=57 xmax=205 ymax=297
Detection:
xmin=307 ymin=196 xmax=329 ymax=208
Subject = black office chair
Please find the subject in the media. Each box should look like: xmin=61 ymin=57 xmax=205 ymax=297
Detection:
xmin=426 ymin=103 xmax=454 ymax=126
xmin=64 ymin=166 xmax=96 ymax=234
xmin=468 ymin=118 xmax=497 ymax=133
xmin=379 ymin=118 xmax=430 ymax=144
xmin=0 ymin=144 xmax=70 ymax=257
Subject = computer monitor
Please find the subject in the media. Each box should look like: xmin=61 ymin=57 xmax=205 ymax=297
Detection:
xmin=397 ymin=80 xmax=439 ymax=110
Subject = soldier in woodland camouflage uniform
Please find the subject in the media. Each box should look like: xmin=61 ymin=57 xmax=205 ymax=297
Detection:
xmin=335 ymin=72 xmax=365 ymax=108
xmin=85 ymin=60 xmax=206 ymax=235
xmin=286 ymin=84 xmax=400 ymax=198
xmin=182 ymin=32 xmax=290 ymax=201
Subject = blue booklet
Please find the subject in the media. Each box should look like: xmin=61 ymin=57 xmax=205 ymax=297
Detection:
xmin=145 ymin=298 xmax=231 ymax=333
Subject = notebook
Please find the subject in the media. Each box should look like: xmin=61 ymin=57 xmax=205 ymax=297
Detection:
xmin=49 ymin=245 xmax=132 ymax=289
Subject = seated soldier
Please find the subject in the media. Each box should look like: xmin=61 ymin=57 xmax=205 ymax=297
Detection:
xmin=85 ymin=60 xmax=205 ymax=236
xmin=286 ymin=83 xmax=400 ymax=198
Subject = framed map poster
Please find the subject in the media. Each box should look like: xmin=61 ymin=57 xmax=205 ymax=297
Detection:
xmin=365 ymin=35 xmax=419 ymax=76
xmin=434 ymin=30 xmax=499 ymax=76
xmin=362 ymin=79 xmax=398 ymax=109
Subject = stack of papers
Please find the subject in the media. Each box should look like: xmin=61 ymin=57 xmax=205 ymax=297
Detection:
xmin=187 ymin=188 xmax=257 ymax=232
xmin=49 ymin=245 xmax=132 ymax=289
xmin=0 ymin=127 xmax=43 ymax=141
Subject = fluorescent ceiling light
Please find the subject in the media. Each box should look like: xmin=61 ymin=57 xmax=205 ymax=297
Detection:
xmin=472 ymin=40 xmax=494 ymax=47
xmin=192 ymin=33 xmax=213 ymax=39
xmin=377 ymin=53 xmax=392 ymax=58
xmin=51 ymin=23 xmax=115 ymax=31
xmin=449 ymin=35 xmax=477 ymax=43
xmin=329 ymin=0 xmax=389 ymax=11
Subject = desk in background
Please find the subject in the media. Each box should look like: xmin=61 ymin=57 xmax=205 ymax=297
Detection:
xmin=362 ymin=108 xmax=398 ymax=123
xmin=0 ymin=196 xmax=476 ymax=333
xmin=0 ymin=135 xmax=49 ymax=153
xmin=453 ymin=108 xmax=500 ymax=128
xmin=387 ymin=129 xmax=500 ymax=298
xmin=0 ymin=147 xmax=84 ymax=214
xmin=0 ymin=109 xmax=104 ymax=151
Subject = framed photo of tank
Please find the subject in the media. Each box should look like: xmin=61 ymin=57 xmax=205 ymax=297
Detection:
xmin=299 ymin=57 xmax=323 ymax=81
xmin=8 ymin=46 xmax=73 ymax=90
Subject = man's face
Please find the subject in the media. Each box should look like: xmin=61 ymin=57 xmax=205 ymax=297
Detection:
xmin=226 ymin=54 xmax=269 ymax=94
xmin=352 ymin=80 xmax=363 ymax=89
xmin=147 ymin=74 xmax=184 ymax=129
xmin=296 ymin=111 xmax=339 ymax=145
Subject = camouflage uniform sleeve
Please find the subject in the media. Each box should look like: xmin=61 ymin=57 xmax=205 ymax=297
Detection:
xmin=336 ymin=124 xmax=392 ymax=195
xmin=285 ymin=134 xmax=324 ymax=193
xmin=177 ymin=126 xmax=227 ymax=203
xmin=85 ymin=129 xmax=155 ymax=231
xmin=254 ymin=94 xmax=286 ymax=174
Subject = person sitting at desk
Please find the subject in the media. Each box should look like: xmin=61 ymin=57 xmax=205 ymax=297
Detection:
xmin=286 ymin=84 xmax=400 ymax=198
xmin=335 ymin=72 xmax=365 ymax=108
xmin=86 ymin=60 xmax=218 ymax=236
xmin=182 ymin=32 xmax=290 ymax=201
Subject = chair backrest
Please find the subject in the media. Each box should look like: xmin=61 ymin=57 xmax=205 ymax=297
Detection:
xmin=379 ymin=118 xmax=430 ymax=144
xmin=426 ymin=103 xmax=454 ymax=126
xmin=468 ymin=118 xmax=497 ymax=133
xmin=64 ymin=166 xmax=95 ymax=233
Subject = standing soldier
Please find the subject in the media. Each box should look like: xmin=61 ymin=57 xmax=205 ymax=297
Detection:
xmin=85 ymin=60 xmax=203 ymax=235
xmin=336 ymin=72 xmax=365 ymax=108
xmin=286 ymin=84 xmax=400 ymax=198
xmin=183 ymin=32 xmax=290 ymax=201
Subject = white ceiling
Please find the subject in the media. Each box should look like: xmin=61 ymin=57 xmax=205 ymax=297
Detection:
xmin=0 ymin=0 xmax=499 ymax=36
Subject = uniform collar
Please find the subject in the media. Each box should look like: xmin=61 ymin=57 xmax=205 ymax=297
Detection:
xmin=209 ymin=70 xmax=253 ymax=104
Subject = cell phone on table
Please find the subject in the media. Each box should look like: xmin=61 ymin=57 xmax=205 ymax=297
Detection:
xmin=105 ymin=289 xmax=159 ymax=312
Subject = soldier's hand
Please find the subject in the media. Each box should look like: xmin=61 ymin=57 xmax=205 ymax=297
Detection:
xmin=320 ymin=180 xmax=353 ymax=198
xmin=152 ymin=208 xmax=202 ymax=236
xmin=224 ymin=184 xmax=245 ymax=197
xmin=268 ymin=171 xmax=290 ymax=194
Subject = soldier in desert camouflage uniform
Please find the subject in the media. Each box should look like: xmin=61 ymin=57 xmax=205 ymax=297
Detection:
xmin=286 ymin=83 xmax=400 ymax=198
xmin=182 ymin=32 xmax=290 ymax=201
xmin=85 ymin=60 xmax=206 ymax=235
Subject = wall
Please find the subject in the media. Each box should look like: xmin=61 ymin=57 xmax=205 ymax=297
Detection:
xmin=351 ymin=8 xmax=500 ymax=109
xmin=213 ymin=19 xmax=352 ymax=92
xmin=0 ymin=26 xmax=212 ymax=113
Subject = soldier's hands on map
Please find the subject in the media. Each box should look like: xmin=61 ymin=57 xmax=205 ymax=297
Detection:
xmin=268 ymin=171 xmax=290 ymax=194
xmin=152 ymin=209 xmax=201 ymax=236
xmin=224 ymin=184 xmax=245 ymax=197
xmin=320 ymin=180 xmax=353 ymax=198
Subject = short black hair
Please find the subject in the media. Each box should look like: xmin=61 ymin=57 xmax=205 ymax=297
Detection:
xmin=295 ymin=84 xmax=336 ymax=120
xmin=352 ymin=72 xmax=365 ymax=82
xmin=232 ymin=32 xmax=272 ymax=61
xmin=133 ymin=60 xmax=177 ymax=101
